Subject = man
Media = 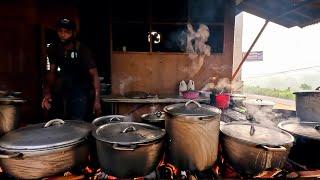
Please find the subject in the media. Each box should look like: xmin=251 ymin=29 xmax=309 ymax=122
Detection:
xmin=42 ymin=18 xmax=102 ymax=121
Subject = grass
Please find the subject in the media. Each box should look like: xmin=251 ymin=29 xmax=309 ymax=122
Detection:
xmin=244 ymin=85 xmax=295 ymax=100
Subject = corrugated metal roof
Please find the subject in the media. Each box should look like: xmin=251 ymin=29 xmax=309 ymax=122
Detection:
xmin=236 ymin=0 xmax=320 ymax=28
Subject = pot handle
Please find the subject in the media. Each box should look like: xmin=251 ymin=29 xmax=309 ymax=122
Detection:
xmin=121 ymin=126 xmax=136 ymax=133
xmin=261 ymin=145 xmax=287 ymax=152
xmin=185 ymin=100 xmax=202 ymax=108
xmin=0 ymin=151 xmax=22 ymax=159
xmin=154 ymin=111 xmax=162 ymax=117
xmin=250 ymin=124 xmax=255 ymax=136
xmin=109 ymin=117 xmax=121 ymax=122
xmin=112 ymin=144 xmax=137 ymax=151
xmin=11 ymin=99 xmax=26 ymax=103
xmin=44 ymin=119 xmax=65 ymax=128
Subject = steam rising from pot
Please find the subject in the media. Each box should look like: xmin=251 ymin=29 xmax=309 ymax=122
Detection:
xmin=181 ymin=24 xmax=211 ymax=78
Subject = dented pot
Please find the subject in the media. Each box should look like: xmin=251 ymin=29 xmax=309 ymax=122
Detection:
xmin=93 ymin=122 xmax=166 ymax=178
xmin=220 ymin=122 xmax=294 ymax=175
xmin=278 ymin=120 xmax=320 ymax=169
xmin=0 ymin=119 xmax=92 ymax=179
xmin=164 ymin=100 xmax=221 ymax=171
xmin=0 ymin=97 xmax=26 ymax=135
xmin=294 ymin=87 xmax=320 ymax=122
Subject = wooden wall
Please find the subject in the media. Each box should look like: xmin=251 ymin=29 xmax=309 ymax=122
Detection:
xmin=111 ymin=0 xmax=236 ymax=95
xmin=0 ymin=0 xmax=39 ymax=124
xmin=0 ymin=0 xmax=79 ymax=124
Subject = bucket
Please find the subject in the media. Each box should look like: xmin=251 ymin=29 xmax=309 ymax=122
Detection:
xmin=215 ymin=93 xmax=230 ymax=109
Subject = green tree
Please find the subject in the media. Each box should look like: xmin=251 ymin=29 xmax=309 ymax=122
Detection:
xmin=300 ymin=83 xmax=312 ymax=90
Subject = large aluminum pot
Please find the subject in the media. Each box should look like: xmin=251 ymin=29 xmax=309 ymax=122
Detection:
xmin=92 ymin=115 xmax=127 ymax=127
xmin=294 ymin=88 xmax=320 ymax=122
xmin=278 ymin=120 xmax=320 ymax=169
xmin=164 ymin=100 xmax=221 ymax=171
xmin=220 ymin=122 xmax=294 ymax=175
xmin=0 ymin=97 xmax=25 ymax=135
xmin=92 ymin=122 xmax=166 ymax=178
xmin=0 ymin=119 xmax=92 ymax=179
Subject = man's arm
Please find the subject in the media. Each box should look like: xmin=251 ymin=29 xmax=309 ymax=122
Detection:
xmin=89 ymin=67 xmax=102 ymax=116
xmin=42 ymin=64 xmax=57 ymax=110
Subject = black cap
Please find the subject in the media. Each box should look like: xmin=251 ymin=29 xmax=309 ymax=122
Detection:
xmin=56 ymin=18 xmax=76 ymax=30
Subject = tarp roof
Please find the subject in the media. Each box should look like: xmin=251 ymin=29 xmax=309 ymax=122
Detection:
xmin=236 ymin=0 xmax=320 ymax=28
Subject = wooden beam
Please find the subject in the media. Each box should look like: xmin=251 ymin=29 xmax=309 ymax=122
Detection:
xmin=231 ymin=20 xmax=269 ymax=81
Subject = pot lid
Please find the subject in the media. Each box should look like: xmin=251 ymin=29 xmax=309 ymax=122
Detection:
xmin=141 ymin=111 xmax=166 ymax=122
xmin=92 ymin=115 xmax=127 ymax=127
xmin=124 ymin=91 xmax=148 ymax=99
xmin=0 ymin=97 xmax=25 ymax=104
xmin=163 ymin=100 xmax=221 ymax=117
xmin=243 ymin=99 xmax=275 ymax=106
xmin=293 ymin=90 xmax=320 ymax=94
xmin=0 ymin=119 xmax=92 ymax=151
xmin=278 ymin=120 xmax=320 ymax=140
xmin=230 ymin=93 xmax=246 ymax=98
xmin=93 ymin=122 xmax=165 ymax=145
xmin=221 ymin=122 xmax=294 ymax=146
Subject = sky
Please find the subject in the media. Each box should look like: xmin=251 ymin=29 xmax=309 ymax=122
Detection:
xmin=241 ymin=12 xmax=320 ymax=79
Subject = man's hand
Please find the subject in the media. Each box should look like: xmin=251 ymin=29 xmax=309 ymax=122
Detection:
xmin=93 ymin=99 xmax=102 ymax=116
xmin=41 ymin=94 xmax=52 ymax=110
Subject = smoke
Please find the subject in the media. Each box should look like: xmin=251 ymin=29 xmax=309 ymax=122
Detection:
xmin=119 ymin=76 xmax=134 ymax=96
xmin=201 ymin=77 xmax=244 ymax=93
xmin=124 ymin=114 xmax=133 ymax=122
xmin=150 ymin=104 xmax=160 ymax=113
xmin=180 ymin=23 xmax=211 ymax=78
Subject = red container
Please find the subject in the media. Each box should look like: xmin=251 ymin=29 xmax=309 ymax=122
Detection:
xmin=215 ymin=93 xmax=230 ymax=109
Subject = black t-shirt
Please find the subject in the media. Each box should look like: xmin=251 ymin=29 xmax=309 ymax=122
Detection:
xmin=47 ymin=41 xmax=96 ymax=95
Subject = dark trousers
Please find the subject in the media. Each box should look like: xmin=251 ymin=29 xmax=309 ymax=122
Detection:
xmin=48 ymin=89 xmax=92 ymax=121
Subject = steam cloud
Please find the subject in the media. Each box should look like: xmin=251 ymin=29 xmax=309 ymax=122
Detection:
xmin=119 ymin=76 xmax=134 ymax=96
xmin=181 ymin=23 xmax=211 ymax=78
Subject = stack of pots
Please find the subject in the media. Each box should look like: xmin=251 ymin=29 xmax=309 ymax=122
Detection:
xmin=294 ymin=88 xmax=320 ymax=122
xmin=278 ymin=120 xmax=320 ymax=169
xmin=92 ymin=122 xmax=166 ymax=178
xmin=0 ymin=119 xmax=92 ymax=179
xmin=220 ymin=122 xmax=294 ymax=175
xmin=164 ymin=100 xmax=221 ymax=171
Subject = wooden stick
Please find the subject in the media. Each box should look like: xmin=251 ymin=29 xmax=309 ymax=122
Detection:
xmin=231 ymin=20 xmax=269 ymax=81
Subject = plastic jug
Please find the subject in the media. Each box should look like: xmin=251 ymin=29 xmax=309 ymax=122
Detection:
xmin=187 ymin=80 xmax=195 ymax=91
xmin=179 ymin=80 xmax=188 ymax=96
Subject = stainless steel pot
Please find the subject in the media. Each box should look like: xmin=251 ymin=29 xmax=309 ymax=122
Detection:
xmin=278 ymin=120 xmax=320 ymax=169
xmin=141 ymin=111 xmax=167 ymax=129
xmin=92 ymin=115 xmax=127 ymax=127
xmin=164 ymin=100 xmax=221 ymax=171
xmin=0 ymin=119 xmax=92 ymax=179
xmin=0 ymin=97 xmax=26 ymax=135
xmin=294 ymin=88 xmax=320 ymax=122
xmin=220 ymin=122 xmax=294 ymax=175
xmin=92 ymin=122 xmax=166 ymax=178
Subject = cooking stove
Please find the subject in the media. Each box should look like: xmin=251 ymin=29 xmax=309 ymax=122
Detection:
xmin=0 ymin=155 xmax=319 ymax=179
